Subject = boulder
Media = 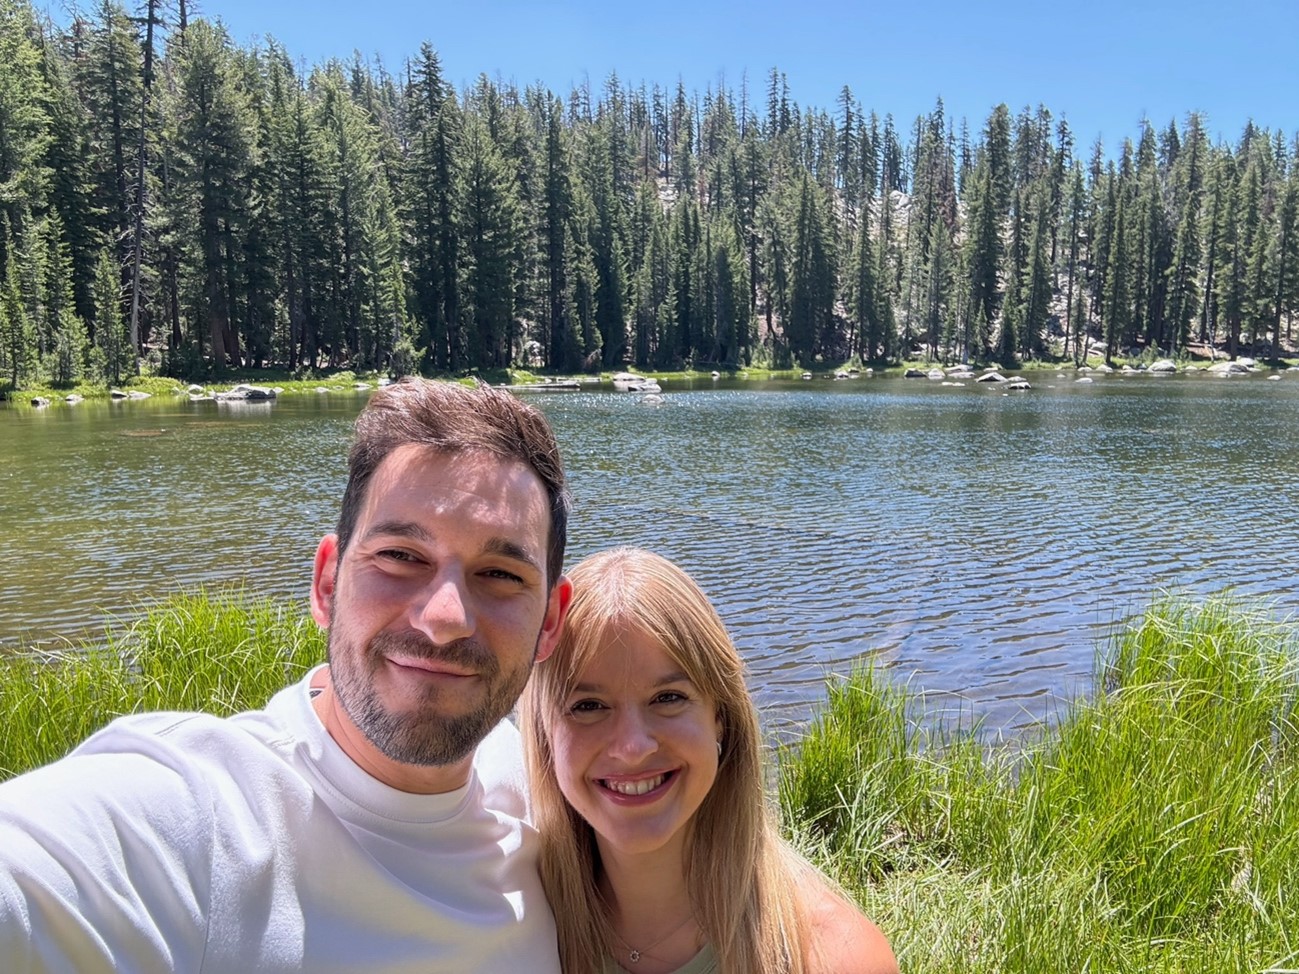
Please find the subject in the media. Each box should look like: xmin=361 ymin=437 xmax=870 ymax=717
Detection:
xmin=976 ymin=371 xmax=1007 ymax=383
xmin=1207 ymin=361 xmax=1250 ymax=375
xmin=926 ymin=368 xmax=945 ymax=380
xmin=1148 ymin=359 xmax=1177 ymax=373
xmin=30 ymin=396 xmax=50 ymax=407
xmin=64 ymin=394 xmax=83 ymax=404
xmin=1006 ymin=377 xmax=1032 ymax=390
xmin=215 ymin=383 xmax=276 ymax=401
xmin=1076 ymin=376 xmax=1094 ymax=384
xmin=903 ymin=368 xmax=926 ymax=378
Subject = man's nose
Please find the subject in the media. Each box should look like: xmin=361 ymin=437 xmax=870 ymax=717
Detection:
xmin=410 ymin=570 xmax=475 ymax=644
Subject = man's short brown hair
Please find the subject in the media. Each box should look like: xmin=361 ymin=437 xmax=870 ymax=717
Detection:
xmin=336 ymin=379 xmax=569 ymax=586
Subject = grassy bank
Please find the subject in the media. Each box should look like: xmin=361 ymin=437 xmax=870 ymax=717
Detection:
xmin=780 ymin=598 xmax=1299 ymax=973
xmin=0 ymin=589 xmax=324 ymax=778
xmin=4 ymin=593 xmax=1295 ymax=970
xmin=1 ymin=370 xmax=393 ymax=407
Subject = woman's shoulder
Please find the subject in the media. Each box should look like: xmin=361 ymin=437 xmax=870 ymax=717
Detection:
xmin=795 ymin=867 xmax=898 ymax=974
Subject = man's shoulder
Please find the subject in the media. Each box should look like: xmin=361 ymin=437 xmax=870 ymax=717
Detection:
xmin=72 ymin=688 xmax=300 ymax=765
xmin=472 ymin=718 xmax=532 ymax=823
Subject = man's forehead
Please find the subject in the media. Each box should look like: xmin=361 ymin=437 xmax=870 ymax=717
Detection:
xmin=362 ymin=444 xmax=548 ymax=529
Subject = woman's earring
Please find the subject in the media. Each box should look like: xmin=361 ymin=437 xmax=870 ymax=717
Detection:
xmin=716 ymin=739 xmax=723 ymax=758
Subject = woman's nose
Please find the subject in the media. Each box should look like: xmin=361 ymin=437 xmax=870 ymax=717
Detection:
xmin=607 ymin=708 xmax=658 ymax=764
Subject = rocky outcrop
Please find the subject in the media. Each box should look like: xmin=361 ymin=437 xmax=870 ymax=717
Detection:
xmin=215 ymin=383 xmax=277 ymax=401
xmin=1207 ymin=361 xmax=1252 ymax=375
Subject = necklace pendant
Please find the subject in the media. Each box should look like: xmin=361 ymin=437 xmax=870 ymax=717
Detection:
xmin=629 ymin=949 xmax=641 ymax=963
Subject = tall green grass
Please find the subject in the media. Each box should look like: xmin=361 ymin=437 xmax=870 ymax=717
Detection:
xmin=5 ymin=592 xmax=1296 ymax=969
xmin=0 ymin=589 xmax=324 ymax=779
xmin=780 ymin=598 xmax=1299 ymax=973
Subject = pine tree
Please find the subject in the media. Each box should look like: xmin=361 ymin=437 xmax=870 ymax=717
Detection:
xmin=963 ymin=163 xmax=1001 ymax=357
xmin=541 ymin=95 xmax=580 ymax=369
xmin=1165 ymin=114 xmax=1206 ymax=354
xmin=167 ymin=19 xmax=255 ymax=371
xmin=458 ymin=114 xmax=524 ymax=367
xmin=78 ymin=2 xmax=143 ymax=328
xmin=786 ymin=174 xmax=834 ymax=365
xmin=1103 ymin=193 xmax=1131 ymax=363
xmin=1 ymin=226 xmax=36 ymax=389
xmin=402 ymin=44 xmax=459 ymax=370
xmin=1062 ymin=164 xmax=1087 ymax=361
xmin=847 ymin=217 xmax=883 ymax=361
xmin=91 ymin=246 xmax=131 ymax=383
xmin=630 ymin=186 xmax=669 ymax=366
xmin=1268 ymin=166 xmax=1299 ymax=355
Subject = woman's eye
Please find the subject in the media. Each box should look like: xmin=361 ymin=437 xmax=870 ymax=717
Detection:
xmin=654 ymin=691 xmax=688 ymax=706
xmin=568 ymin=699 xmax=606 ymax=715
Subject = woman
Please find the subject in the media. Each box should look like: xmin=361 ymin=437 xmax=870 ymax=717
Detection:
xmin=521 ymin=548 xmax=897 ymax=974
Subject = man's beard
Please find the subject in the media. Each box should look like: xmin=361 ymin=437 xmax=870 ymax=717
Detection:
xmin=329 ymin=628 xmax=535 ymax=767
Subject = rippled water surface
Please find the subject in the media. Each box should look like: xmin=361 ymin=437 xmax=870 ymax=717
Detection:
xmin=4 ymin=374 xmax=1299 ymax=736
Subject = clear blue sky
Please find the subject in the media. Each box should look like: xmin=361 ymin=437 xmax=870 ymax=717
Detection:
xmin=61 ymin=0 xmax=1299 ymax=149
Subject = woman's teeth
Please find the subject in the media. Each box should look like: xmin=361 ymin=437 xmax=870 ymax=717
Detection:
xmin=604 ymin=774 xmax=666 ymax=796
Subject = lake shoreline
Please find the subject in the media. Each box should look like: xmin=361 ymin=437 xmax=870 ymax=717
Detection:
xmin=8 ymin=350 xmax=1299 ymax=409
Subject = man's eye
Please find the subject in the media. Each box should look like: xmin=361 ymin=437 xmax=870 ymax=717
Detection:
xmin=481 ymin=568 xmax=525 ymax=584
xmin=379 ymin=549 xmax=419 ymax=563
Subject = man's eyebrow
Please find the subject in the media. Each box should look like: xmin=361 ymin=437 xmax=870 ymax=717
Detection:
xmin=482 ymin=536 xmax=543 ymax=574
xmin=363 ymin=520 xmax=433 ymax=543
xmin=363 ymin=522 xmax=543 ymax=575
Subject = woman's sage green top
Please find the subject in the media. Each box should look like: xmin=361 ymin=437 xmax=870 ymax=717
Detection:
xmin=601 ymin=943 xmax=718 ymax=974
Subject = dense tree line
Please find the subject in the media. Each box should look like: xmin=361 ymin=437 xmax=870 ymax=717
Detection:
xmin=2 ymin=0 xmax=1298 ymax=389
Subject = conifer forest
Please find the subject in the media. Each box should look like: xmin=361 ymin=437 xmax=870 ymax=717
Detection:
xmin=2 ymin=0 xmax=1298 ymax=389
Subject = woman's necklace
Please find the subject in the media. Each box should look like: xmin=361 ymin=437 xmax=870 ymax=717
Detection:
xmin=613 ymin=911 xmax=697 ymax=965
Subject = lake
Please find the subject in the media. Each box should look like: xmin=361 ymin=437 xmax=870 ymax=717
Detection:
xmin=4 ymin=371 xmax=1299 ymax=737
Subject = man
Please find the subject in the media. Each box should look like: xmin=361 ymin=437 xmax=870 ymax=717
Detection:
xmin=0 ymin=379 xmax=573 ymax=973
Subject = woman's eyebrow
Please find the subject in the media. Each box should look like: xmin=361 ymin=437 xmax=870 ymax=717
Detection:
xmin=569 ymin=671 xmax=692 ymax=694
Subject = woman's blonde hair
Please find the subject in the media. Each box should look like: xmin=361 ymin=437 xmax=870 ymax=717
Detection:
xmin=520 ymin=547 xmax=806 ymax=973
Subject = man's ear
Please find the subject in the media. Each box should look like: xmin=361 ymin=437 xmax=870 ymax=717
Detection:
xmin=310 ymin=534 xmax=340 ymax=628
xmin=534 ymin=574 xmax=573 ymax=663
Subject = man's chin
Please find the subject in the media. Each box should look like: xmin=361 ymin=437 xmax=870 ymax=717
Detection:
xmin=359 ymin=700 xmax=504 ymax=767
